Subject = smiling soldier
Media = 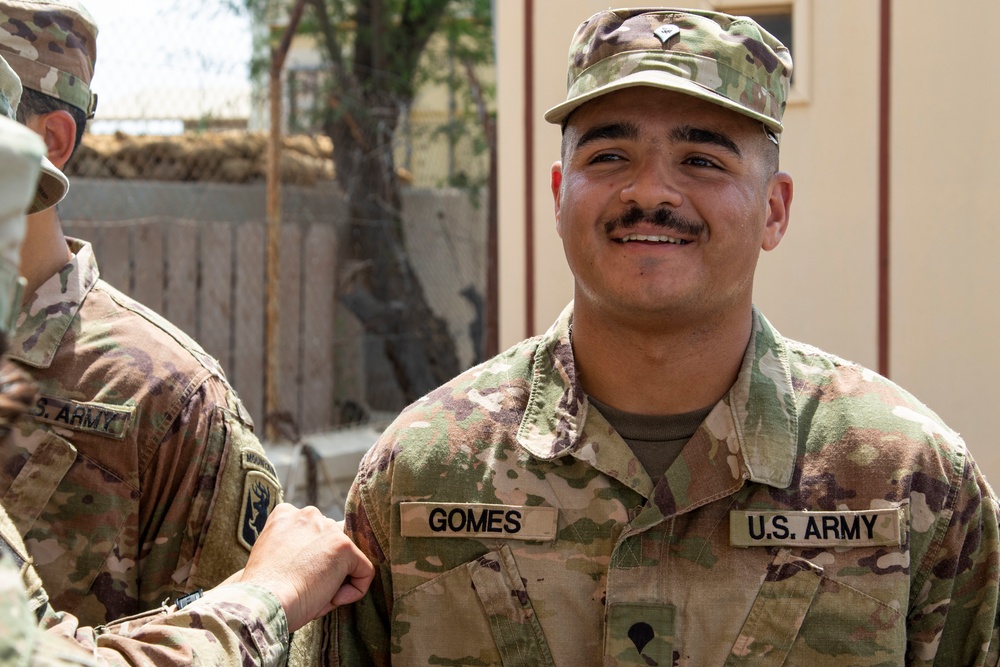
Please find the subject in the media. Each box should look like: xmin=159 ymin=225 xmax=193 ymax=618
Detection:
xmin=330 ymin=8 xmax=1000 ymax=665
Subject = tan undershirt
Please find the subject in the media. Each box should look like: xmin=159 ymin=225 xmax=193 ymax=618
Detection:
xmin=588 ymin=396 xmax=713 ymax=483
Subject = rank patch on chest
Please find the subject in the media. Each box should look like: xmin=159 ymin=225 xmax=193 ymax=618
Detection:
xmin=31 ymin=395 xmax=133 ymax=440
xmin=238 ymin=471 xmax=280 ymax=551
xmin=400 ymin=502 xmax=558 ymax=541
xmin=730 ymin=507 xmax=905 ymax=548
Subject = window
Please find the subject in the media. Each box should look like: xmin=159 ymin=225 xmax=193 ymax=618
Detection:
xmin=710 ymin=0 xmax=811 ymax=104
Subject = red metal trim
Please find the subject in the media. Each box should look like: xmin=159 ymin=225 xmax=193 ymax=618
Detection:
xmin=878 ymin=0 xmax=891 ymax=377
xmin=524 ymin=0 xmax=535 ymax=338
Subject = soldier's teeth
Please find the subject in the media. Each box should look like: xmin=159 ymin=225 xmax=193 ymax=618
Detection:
xmin=621 ymin=233 xmax=684 ymax=244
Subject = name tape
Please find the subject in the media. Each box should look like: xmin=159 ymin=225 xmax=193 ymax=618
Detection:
xmin=32 ymin=395 xmax=133 ymax=440
xmin=400 ymin=502 xmax=558 ymax=541
xmin=731 ymin=507 xmax=904 ymax=548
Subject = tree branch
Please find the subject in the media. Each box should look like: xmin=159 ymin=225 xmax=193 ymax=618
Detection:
xmin=394 ymin=0 xmax=451 ymax=89
xmin=270 ymin=0 xmax=308 ymax=75
xmin=307 ymin=0 xmax=346 ymax=82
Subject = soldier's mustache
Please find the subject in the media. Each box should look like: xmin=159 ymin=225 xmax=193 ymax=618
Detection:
xmin=603 ymin=206 xmax=704 ymax=237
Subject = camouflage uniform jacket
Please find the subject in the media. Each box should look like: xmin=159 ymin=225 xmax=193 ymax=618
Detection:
xmin=335 ymin=304 xmax=1000 ymax=666
xmin=0 ymin=239 xmax=283 ymax=626
xmin=1 ymin=506 xmax=288 ymax=667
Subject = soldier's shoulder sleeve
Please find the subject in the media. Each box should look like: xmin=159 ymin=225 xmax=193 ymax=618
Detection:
xmin=186 ymin=382 xmax=283 ymax=592
xmin=0 ymin=550 xmax=100 ymax=666
xmin=0 ymin=551 xmax=45 ymax=664
xmin=0 ymin=502 xmax=50 ymax=622
xmin=88 ymin=583 xmax=287 ymax=667
xmin=906 ymin=446 xmax=1000 ymax=666
xmin=36 ymin=582 xmax=284 ymax=666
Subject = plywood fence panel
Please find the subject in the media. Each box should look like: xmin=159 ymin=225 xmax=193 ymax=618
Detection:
xmin=300 ymin=224 xmax=336 ymax=433
xmin=131 ymin=221 xmax=164 ymax=315
xmin=97 ymin=223 xmax=132 ymax=292
xmin=198 ymin=222 xmax=233 ymax=373
xmin=277 ymin=223 xmax=303 ymax=431
xmin=164 ymin=221 xmax=199 ymax=339
xmin=233 ymin=223 xmax=266 ymax=427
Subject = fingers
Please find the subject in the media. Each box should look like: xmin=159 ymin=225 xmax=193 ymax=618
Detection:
xmin=324 ymin=531 xmax=374 ymax=608
xmin=332 ymin=582 xmax=367 ymax=607
xmin=238 ymin=503 xmax=371 ymax=632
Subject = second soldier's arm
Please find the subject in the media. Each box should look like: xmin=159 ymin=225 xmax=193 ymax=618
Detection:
xmin=18 ymin=503 xmax=373 ymax=667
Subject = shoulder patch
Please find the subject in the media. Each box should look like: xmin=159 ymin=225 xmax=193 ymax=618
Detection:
xmin=730 ymin=507 xmax=905 ymax=548
xmin=238 ymin=471 xmax=280 ymax=551
xmin=242 ymin=450 xmax=278 ymax=478
xmin=400 ymin=502 xmax=558 ymax=541
xmin=31 ymin=394 xmax=133 ymax=440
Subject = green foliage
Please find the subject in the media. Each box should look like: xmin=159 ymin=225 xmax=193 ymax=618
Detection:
xmin=239 ymin=0 xmax=495 ymax=193
xmin=424 ymin=0 xmax=495 ymax=194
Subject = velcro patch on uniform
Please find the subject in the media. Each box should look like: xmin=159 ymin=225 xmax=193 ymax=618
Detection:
xmin=31 ymin=395 xmax=133 ymax=440
xmin=241 ymin=450 xmax=278 ymax=478
xmin=730 ymin=507 xmax=904 ymax=548
xmin=237 ymin=471 xmax=280 ymax=551
xmin=400 ymin=502 xmax=558 ymax=541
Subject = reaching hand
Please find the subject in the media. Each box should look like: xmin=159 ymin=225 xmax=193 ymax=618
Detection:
xmin=237 ymin=503 xmax=375 ymax=632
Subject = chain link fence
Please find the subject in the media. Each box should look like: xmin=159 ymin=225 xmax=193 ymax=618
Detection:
xmin=60 ymin=1 xmax=492 ymax=448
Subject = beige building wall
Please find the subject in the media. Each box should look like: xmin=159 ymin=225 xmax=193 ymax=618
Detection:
xmin=890 ymin=0 xmax=1000 ymax=478
xmin=496 ymin=0 xmax=1000 ymax=480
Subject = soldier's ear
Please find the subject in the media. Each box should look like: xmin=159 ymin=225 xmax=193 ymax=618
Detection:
xmin=551 ymin=161 xmax=564 ymax=238
xmin=24 ymin=110 xmax=76 ymax=170
xmin=761 ymin=171 xmax=792 ymax=252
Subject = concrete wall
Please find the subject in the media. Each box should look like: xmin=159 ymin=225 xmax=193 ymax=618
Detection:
xmin=495 ymin=0 xmax=1000 ymax=481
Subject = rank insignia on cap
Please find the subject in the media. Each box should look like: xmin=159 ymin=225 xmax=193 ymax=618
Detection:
xmin=238 ymin=471 xmax=279 ymax=551
xmin=653 ymin=24 xmax=681 ymax=46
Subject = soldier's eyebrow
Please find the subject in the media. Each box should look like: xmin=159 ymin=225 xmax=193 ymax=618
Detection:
xmin=671 ymin=125 xmax=742 ymax=158
xmin=574 ymin=122 xmax=640 ymax=150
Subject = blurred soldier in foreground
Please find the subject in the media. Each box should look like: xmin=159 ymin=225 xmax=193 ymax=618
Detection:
xmin=0 ymin=0 xmax=285 ymax=625
xmin=0 ymin=70 xmax=375 ymax=662
xmin=330 ymin=7 xmax=1000 ymax=666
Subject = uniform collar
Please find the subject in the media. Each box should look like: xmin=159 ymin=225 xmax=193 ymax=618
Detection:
xmin=515 ymin=303 xmax=798 ymax=489
xmin=8 ymin=238 xmax=100 ymax=369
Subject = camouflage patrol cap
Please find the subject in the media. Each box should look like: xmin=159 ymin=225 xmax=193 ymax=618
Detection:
xmin=0 ymin=115 xmax=41 ymax=331
xmin=0 ymin=0 xmax=97 ymax=117
xmin=0 ymin=47 xmax=18 ymax=114
xmin=0 ymin=53 xmax=69 ymax=214
xmin=545 ymin=8 xmax=793 ymax=136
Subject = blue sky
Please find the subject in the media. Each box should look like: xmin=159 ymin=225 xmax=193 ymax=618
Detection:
xmin=83 ymin=0 xmax=255 ymax=131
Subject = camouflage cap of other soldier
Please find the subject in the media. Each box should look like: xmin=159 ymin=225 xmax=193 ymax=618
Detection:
xmin=545 ymin=7 xmax=793 ymax=141
xmin=1 ymin=52 xmax=68 ymax=214
xmin=0 ymin=0 xmax=97 ymax=118
xmin=0 ymin=56 xmax=60 ymax=332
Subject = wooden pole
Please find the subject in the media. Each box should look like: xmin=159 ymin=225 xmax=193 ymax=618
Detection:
xmin=265 ymin=0 xmax=308 ymax=442
xmin=878 ymin=0 xmax=892 ymax=378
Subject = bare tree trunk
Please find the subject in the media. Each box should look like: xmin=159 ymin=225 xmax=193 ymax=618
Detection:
xmin=327 ymin=95 xmax=459 ymax=404
xmin=310 ymin=0 xmax=463 ymax=406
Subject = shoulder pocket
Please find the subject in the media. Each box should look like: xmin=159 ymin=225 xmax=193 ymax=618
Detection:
xmin=394 ymin=545 xmax=555 ymax=667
